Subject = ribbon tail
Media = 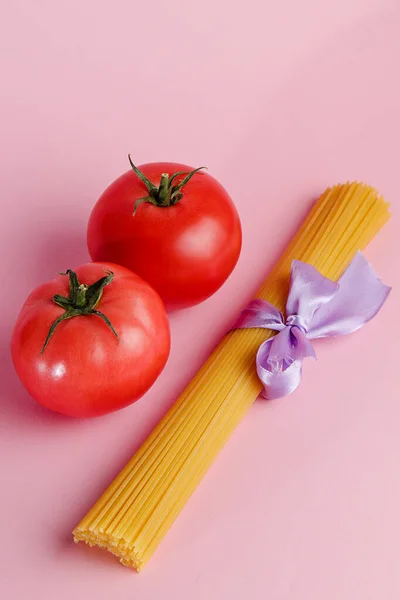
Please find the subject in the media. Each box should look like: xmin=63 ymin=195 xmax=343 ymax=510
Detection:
xmin=308 ymin=252 xmax=391 ymax=338
xmin=257 ymin=338 xmax=304 ymax=400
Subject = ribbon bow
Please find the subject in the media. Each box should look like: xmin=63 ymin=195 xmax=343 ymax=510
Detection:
xmin=234 ymin=252 xmax=390 ymax=399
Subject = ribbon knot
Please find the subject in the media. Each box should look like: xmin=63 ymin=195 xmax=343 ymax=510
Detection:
xmin=234 ymin=252 xmax=390 ymax=400
xmin=285 ymin=314 xmax=308 ymax=333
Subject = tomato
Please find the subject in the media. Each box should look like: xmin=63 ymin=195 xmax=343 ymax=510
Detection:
xmin=87 ymin=159 xmax=242 ymax=309
xmin=11 ymin=263 xmax=170 ymax=418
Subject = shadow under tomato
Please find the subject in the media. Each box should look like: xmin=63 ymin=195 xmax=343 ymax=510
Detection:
xmin=0 ymin=326 xmax=73 ymax=427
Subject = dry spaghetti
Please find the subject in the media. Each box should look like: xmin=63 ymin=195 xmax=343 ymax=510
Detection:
xmin=73 ymin=182 xmax=390 ymax=570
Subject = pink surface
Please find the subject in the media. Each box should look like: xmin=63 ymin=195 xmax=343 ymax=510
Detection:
xmin=0 ymin=1 xmax=399 ymax=598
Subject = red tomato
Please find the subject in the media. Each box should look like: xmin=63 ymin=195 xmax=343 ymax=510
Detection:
xmin=87 ymin=160 xmax=242 ymax=309
xmin=11 ymin=263 xmax=170 ymax=418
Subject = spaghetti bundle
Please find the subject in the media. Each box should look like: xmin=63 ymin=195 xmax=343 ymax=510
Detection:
xmin=74 ymin=182 xmax=390 ymax=570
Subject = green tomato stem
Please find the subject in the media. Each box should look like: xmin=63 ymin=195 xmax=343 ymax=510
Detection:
xmin=127 ymin=155 xmax=207 ymax=214
xmin=41 ymin=270 xmax=118 ymax=354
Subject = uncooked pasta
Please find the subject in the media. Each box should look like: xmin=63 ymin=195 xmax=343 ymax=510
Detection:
xmin=73 ymin=182 xmax=390 ymax=570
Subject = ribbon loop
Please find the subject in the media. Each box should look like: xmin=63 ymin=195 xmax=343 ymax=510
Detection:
xmin=234 ymin=252 xmax=390 ymax=400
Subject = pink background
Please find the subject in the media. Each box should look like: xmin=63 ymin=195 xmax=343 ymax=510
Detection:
xmin=0 ymin=1 xmax=399 ymax=598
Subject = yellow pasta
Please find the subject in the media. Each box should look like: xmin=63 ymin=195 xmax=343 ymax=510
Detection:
xmin=73 ymin=182 xmax=390 ymax=571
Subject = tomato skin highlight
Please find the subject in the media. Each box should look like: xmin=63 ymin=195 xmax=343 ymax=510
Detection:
xmin=87 ymin=163 xmax=242 ymax=309
xmin=10 ymin=263 xmax=170 ymax=418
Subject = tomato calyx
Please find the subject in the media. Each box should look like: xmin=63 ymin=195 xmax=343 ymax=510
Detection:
xmin=40 ymin=269 xmax=118 ymax=354
xmin=128 ymin=155 xmax=206 ymax=214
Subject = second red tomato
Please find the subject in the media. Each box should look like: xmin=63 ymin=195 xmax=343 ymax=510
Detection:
xmin=87 ymin=160 xmax=242 ymax=309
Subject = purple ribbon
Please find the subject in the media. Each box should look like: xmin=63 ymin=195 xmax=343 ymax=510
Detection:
xmin=234 ymin=252 xmax=391 ymax=400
